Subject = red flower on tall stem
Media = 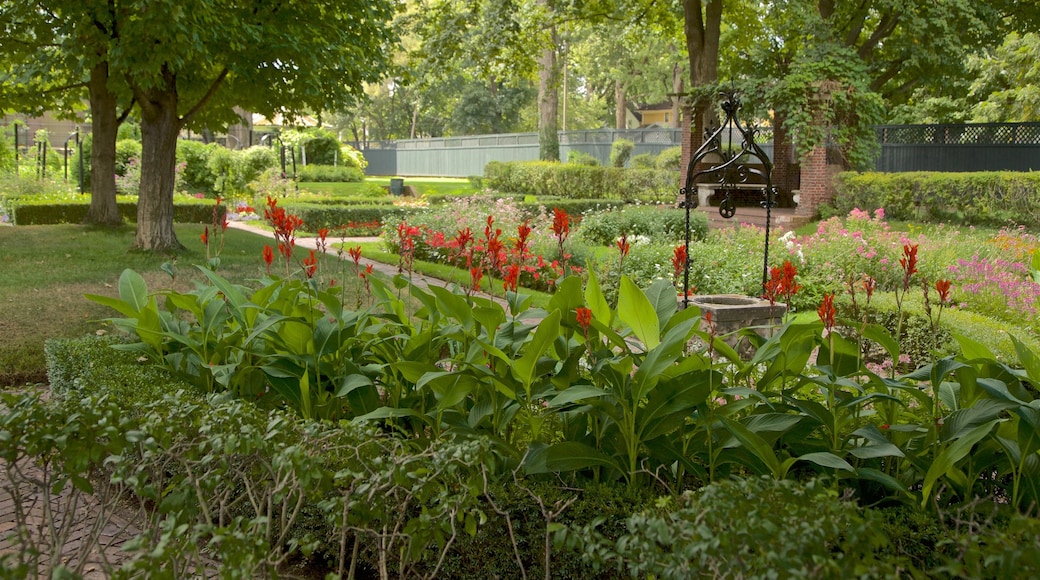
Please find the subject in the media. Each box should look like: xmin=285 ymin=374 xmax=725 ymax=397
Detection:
xmin=262 ymin=245 xmax=274 ymax=273
xmin=818 ymin=293 xmax=836 ymax=332
xmin=672 ymin=244 xmax=687 ymax=284
xmin=900 ymin=243 xmax=919 ymax=289
xmin=317 ymin=228 xmax=330 ymax=254
xmin=470 ymin=267 xmax=484 ymax=293
xmin=303 ymin=250 xmax=318 ymax=279
xmin=617 ymin=234 xmax=630 ymax=258
xmin=935 ymin=279 xmax=952 ymax=304
xmin=503 ymin=264 xmax=520 ymax=293
xmin=575 ymin=307 xmax=592 ymax=332
xmin=200 ymin=226 xmax=209 ymax=245
xmin=551 ymin=207 xmax=570 ymax=241
xmin=348 ymin=245 xmax=362 ymax=266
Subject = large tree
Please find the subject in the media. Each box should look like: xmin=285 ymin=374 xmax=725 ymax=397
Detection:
xmin=0 ymin=1 xmax=133 ymax=226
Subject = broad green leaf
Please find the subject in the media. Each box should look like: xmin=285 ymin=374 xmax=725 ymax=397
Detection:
xmin=848 ymin=443 xmax=905 ymax=459
xmin=549 ymin=385 xmax=610 ymax=407
xmin=797 ymin=452 xmax=856 ymax=473
xmin=644 ymin=278 xmax=677 ymax=326
xmin=335 ymin=374 xmax=373 ymax=397
xmin=118 ymin=269 xmax=150 ymax=313
xmin=1011 ymin=335 xmax=1040 ymax=386
xmin=632 ymin=316 xmax=698 ymax=400
xmin=545 ymin=441 xmax=619 ymax=473
xmin=720 ymin=416 xmax=781 ymax=478
xmin=353 ymin=406 xmax=423 ymax=423
xmin=584 ymin=267 xmax=612 ymax=326
xmin=954 ymin=332 xmax=995 ymax=362
xmin=512 ymin=310 xmax=561 ymax=392
xmin=84 ymin=293 xmax=143 ymax=319
xmin=617 ymin=275 xmax=659 ymax=350
xmin=857 ymin=468 xmax=911 ymax=498
xmin=862 ymin=323 xmax=900 ymax=364
xmin=920 ymin=419 xmax=998 ymax=508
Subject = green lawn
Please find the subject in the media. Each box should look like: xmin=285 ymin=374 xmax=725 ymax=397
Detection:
xmin=0 ymin=223 xmax=363 ymax=386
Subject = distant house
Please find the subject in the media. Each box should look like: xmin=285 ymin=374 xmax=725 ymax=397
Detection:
xmin=635 ymin=102 xmax=678 ymax=128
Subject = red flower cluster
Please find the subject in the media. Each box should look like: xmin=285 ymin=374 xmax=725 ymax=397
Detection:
xmin=262 ymin=245 xmax=274 ymax=274
xmin=672 ymin=244 xmax=687 ymax=285
xmin=575 ymin=307 xmax=592 ymax=332
xmin=818 ymin=293 xmax=836 ymax=331
xmin=763 ymin=260 xmax=801 ymax=308
xmin=935 ymin=279 xmax=952 ymax=304
xmin=302 ymin=250 xmax=318 ymax=279
xmin=264 ymin=196 xmax=304 ymax=261
xmin=900 ymin=243 xmax=919 ymax=289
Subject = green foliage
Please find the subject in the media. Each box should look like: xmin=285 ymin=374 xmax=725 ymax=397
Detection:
xmin=296 ymin=164 xmax=365 ymax=183
xmin=629 ymin=152 xmax=656 ymax=169
xmin=577 ymin=206 xmax=704 ymax=246
xmin=208 ymin=146 xmax=279 ymax=197
xmin=655 ymin=146 xmax=683 ymax=171
xmin=566 ymin=150 xmax=600 ymax=166
xmin=609 ymin=138 xmax=634 ymax=168
xmin=114 ymin=139 xmax=141 ymax=176
xmin=484 ymin=161 xmax=679 ymax=203
xmin=280 ymin=202 xmax=413 ymax=233
xmin=567 ymin=478 xmax=895 ymax=579
xmin=834 ymin=171 xmax=1040 ymax=227
xmin=7 ymin=193 xmax=222 ymax=225
xmin=176 ymin=140 xmax=219 ymax=194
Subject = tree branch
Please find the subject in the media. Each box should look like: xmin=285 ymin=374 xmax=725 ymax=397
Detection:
xmin=857 ymin=12 xmax=900 ymax=62
xmin=180 ymin=67 xmax=230 ymax=125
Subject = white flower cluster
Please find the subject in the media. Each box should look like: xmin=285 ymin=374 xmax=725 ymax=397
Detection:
xmin=779 ymin=231 xmax=805 ymax=264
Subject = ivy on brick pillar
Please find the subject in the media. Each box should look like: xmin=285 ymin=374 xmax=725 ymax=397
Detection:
xmin=796 ymin=105 xmax=833 ymax=218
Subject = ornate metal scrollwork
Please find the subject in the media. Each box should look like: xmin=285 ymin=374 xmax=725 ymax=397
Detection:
xmin=681 ymin=90 xmax=776 ymax=306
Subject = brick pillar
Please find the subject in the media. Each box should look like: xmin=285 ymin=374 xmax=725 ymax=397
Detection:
xmin=796 ymin=142 xmax=829 ymax=217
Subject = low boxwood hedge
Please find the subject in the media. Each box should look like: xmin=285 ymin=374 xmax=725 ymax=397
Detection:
xmin=832 ymin=171 xmax=1040 ymax=227
xmin=7 ymin=196 xmax=223 ymax=225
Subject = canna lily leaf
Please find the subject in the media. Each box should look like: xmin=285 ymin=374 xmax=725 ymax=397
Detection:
xmin=720 ymin=416 xmax=781 ymax=478
xmin=118 ymin=268 xmax=150 ymax=313
xmin=618 ymin=275 xmax=659 ymax=350
xmin=954 ymin=332 xmax=995 ymax=362
xmin=797 ymin=452 xmax=856 ymax=473
xmin=920 ymin=419 xmax=998 ymax=508
xmin=584 ymin=267 xmax=613 ymax=326
xmin=544 ymin=441 xmax=619 ymax=473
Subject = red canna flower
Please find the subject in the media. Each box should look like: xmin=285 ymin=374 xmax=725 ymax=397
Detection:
xmin=900 ymin=243 xmax=919 ymax=288
xmin=515 ymin=221 xmax=533 ymax=256
xmin=862 ymin=275 xmax=877 ymax=300
xmin=617 ymin=234 xmax=630 ymax=258
xmin=551 ymin=207 xmax=570 ymax=241
xmin=575 ymin=307 xmax=593 ymax=332
xmin=818 ymin=293 xmax=836 ymax=331
xmin=348 ymin=245 xmax=362 ymax=266
xmin=672 ymin=244 xmax=687 ymax=282
xmin=503 ymin=263 xmax=520 ymax=292
xmin=317 ymin=228 xmax=330 ymax=254
xmin=200 ymin=226 xmax=209 ymax=245
xmin=303 ymin=250 xmax=318 ymax=279
xmin=470 ymin=267 xmax=484 ymax=292
xmin=935 ymin=279 xmax=952 ymax=304
xmin=262 ymin=245 xmax=274 ymax=273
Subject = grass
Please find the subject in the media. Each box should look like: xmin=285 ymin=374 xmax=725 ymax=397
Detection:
xmin=0 ymin=223 xmax=365 ymax=386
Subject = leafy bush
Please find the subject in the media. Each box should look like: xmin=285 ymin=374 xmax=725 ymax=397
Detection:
xmin=176 ymin=139 xmax=218 ymax=194
xmin=567 ymin=477 xmax=896 ymax=579
xmin=834 ymin=171 xmax=1040 ymax=227
xmin=630 ymin=152 xmax=657 ymax=169
xmin=280 ymin=201 xmax=413 ymax=232
xmin=114 ymin=139 xmax=142 ymax=176
xmin=577 ymin=205 xmax=705 ymax=246
xmin=567 ymin=150 xmax=600 ymax=166
xmin=296 ymin=164 xmax=365 ymax=183
xmin=655 ymin=146 xmax=683 ymax=171
xmin=484 ymin=160 xmax=678 ymax=203
xmin=208 ymin=145 xmax=278 ymax=196
xmin=609 ymin=138 xmax=634 ymax=168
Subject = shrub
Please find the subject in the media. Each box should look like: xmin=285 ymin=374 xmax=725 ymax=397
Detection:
xmin=296 ymin=128 xmax=341 ymax=166
xmin=114 ymin=139 xmax=142 ymax=176
xmin=655 ymin=146 xmax=683 ymax=171
xmin=630 ymin=152 xmax=657 ymax=169
xmin=833 ymin=171 xmax=1040 ymax=228
xmin=176 ymin=139 xmax=218 ymax=194
xmin=567 ymin=150 xmax=600 ymax=166
xmin=609 ymin=138 xmax=634 ymax=168
xmin=278 ymin=201 xmax=413 ymax=233
xmin=566 ymin=477 xmax=896 ymax=579
xmin=296 ymin=164 xmax=365 ymax=183
xmin=208 ymin=145 xmax=278 ymax=196
xmin=7 ymin=193 xmax=224 ymax=225
xmin=484 ymin=161 xmax=678 ymax=203
xmin=577 ymin=206 xmax=705 ymax=246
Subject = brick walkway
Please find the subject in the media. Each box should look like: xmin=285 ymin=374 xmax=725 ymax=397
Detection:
xmin=0 ymin=457 xmax=142 ymax=578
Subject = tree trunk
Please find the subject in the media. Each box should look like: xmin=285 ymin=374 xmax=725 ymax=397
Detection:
xmin=537 ymin=1 xmax=559 ymax=161
xmin=683 ymin=0 xmax=723 ymax=151
xmin=135 ymin=75 xmax=184 ymax=252
xmin=615 ymin=81 xmax=627 ymax=129
xmin=671 ymin=62 xmax=684 ymax=129
xmin=83 ymin=62 xmax=123 ymax=227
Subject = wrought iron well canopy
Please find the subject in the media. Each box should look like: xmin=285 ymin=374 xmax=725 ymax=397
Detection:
xmin=681 ymin=90 xmax=776 ymax=306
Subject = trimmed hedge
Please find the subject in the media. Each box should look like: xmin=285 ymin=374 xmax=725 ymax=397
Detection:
xmin=833 ymin=171 xmax=1040 ymax=227
xmin=8 ymin=197 xmax=224 ymax=225
xmin=279 ymin=202 xmax=415 ymax=233
xmin=296 ymin=164 xmax=365 ymax=183
xmin=485 ymin=161 xmax=679 ymax=203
